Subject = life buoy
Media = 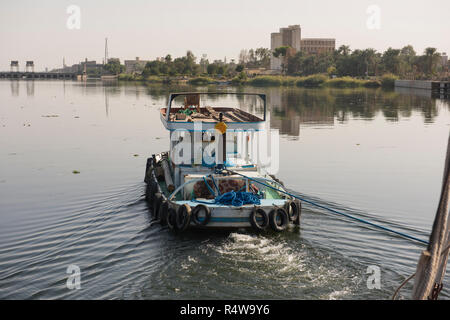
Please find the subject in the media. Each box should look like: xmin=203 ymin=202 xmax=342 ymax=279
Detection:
xmin=176 ymin=204 xmax=192 ymax=231
xmin=158 ymin=200 xmax=169 ymax=226
xmin=191 ymin=204 xmax=211 ymax=226
xmin=153 ymin=192 xmax=162 ymax=220
xmin=269 ymin=207 xmax=289 ymax=232
xmin=285 ymin=200 xmax=300 ymax=222
xmin=166 ymin=207 xmax=177 ymax=230
xmin=249 ymin=208 xmax=269 ymax=231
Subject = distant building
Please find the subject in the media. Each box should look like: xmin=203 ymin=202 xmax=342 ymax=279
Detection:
xmin=439 ymin=52 xmax=448 ymax=67
xmin=270 ymin=25 xmax=301 ymax=71
xmin=80 ymin=59 xmax=103 ymax=75
xmin=300 ymin=38 xmax=336 ymax=54
xmin=124 ymin=57 xmax=149 ymax=74
xmin=270 ymin=25 xmax=335 ymax=72
xmin=244 ymin=67 xmax=267 ymax=76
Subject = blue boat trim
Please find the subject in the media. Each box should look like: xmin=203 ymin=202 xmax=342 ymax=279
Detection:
xmin=176 ymin=199 xmax=286 ymax=207
xmin=168 ymin=129 xmax=263 ymax=132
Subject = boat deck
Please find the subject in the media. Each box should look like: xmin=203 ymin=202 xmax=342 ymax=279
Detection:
xmin=161 ymin=107 xmax=263 ymax=123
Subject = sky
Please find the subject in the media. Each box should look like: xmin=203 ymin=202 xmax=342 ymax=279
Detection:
xmin=0 ymin=0 xmax=449 ymax=71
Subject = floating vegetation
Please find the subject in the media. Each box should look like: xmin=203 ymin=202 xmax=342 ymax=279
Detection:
xmin=72 ymin=170 xmax=80 ymax=174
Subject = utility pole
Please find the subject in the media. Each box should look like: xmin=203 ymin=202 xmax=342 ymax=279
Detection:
xmin=104 ymin=38 xmax=109 ymax=65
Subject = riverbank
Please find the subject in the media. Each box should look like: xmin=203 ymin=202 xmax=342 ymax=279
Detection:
xmin=118 ymin=73 xmax=398 ymax=88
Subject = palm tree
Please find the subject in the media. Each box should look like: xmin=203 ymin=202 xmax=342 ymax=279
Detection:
xmin=361 ymin=48 xmax=377 ymax=77
xmin=424 ymin=47 xmax=440 ymax=77
xmin=338 ymin=45 xmax=351 ymax=56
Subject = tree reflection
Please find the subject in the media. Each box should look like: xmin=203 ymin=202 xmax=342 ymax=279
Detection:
xmin=267 ymin=87 xmax=447 ymax=137
xmin=115 ymin=82 xmax=447 ymax=138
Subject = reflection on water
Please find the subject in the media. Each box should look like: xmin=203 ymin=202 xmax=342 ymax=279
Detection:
xmin=267 ymin=87 xmax=448 ymax=138
xmin=10 ymin=80 xmax=19 ymax=97
xmin=0 ymin=80 xmax=449 ymax=300
xmin=26 ymin=81 xmax=34 ymax=97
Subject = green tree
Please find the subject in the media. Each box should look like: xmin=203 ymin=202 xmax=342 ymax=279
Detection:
xmin=327 ymin=66 xmax=337 ymax=77
xmin=217 ymin=65 xmax=226 ymax=75
xmin=104 ymin=58 xmax=124 ymax=75
xmin=399 ymin=45 xmax=416 ymax=77
xmin=273 ymin=46 xmax=291 ymax=74
xmin=361 ymin=48 xmax=379 ymax=77
xmin=255 ymin=48 xmax=271 ymax=68
xmin=272 ymin=46 xmax=290 ymax=58
xmin=337 ymin=45 xmax=351 ymax=56
xmin=235 ymin=64 xmax=244 ymax=72
xmin=207 ymin=64 xmax=218 ymax=75
xmin=424 ymin=47 xmax=440 ymax=77
xmin=381 ymin=48 xmax=401 ymax=75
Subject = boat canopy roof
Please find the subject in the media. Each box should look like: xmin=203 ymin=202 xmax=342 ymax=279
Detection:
xmin=160 ymin=92 xmax=267 ymax=132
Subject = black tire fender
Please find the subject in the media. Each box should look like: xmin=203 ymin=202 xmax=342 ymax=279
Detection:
xmin=166 ymin=207 xmax=177 ymax=230
xmin=176 ymin=204 xmax=192 ymax=231
xmin=249 ymin=207 xmax=269 ymax=231
xmin=269 ymin=207 xmax=289 ymax=232
xmin=191 ymin=204 xmax=211 ymax=226
xmin=285 ymin=200 xmax=300 ymax=222
xmin=293 ymin=200 xmax=302 ymax=226
xmin=146 ymin=180 xmax=157 ymax=203
xmin=158 ymin=200 xmax=169 ymax=226
xmin=153 ymin=192 xmax=162 ymax=220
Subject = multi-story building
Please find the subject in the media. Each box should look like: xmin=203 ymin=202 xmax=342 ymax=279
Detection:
xmin=51 ymin=58 xmax=103 ymax=75
xmin=124 ymin=57 xmax=149 ymax=74
xmin=270 ymin=25 xmax=335 ymax=72
xmin=300 ymin=38 xmax=336 ymax=54
xmin=270 ymin=25 xmax=301 ymax=70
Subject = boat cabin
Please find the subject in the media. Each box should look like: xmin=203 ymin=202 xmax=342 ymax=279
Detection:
xmin=158 ymin=92 xmax=268 ymax=197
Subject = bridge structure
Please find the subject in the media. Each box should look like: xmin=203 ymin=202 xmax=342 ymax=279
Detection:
xmin=1 ymin=60 xmax=78 ymax=79
xmin=10 ymin=61 xmax=19 ymax=72
xmin=0 ymin=71 xmax=76 ymax=79
xmin=25 ymin=61 xmax=34 ymax=73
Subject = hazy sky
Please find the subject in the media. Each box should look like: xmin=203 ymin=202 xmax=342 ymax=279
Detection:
xmin=0 ymin=0 xmax=449 ymax=71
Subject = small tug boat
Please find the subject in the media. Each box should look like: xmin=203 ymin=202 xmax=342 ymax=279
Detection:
xmin=144 ymin=92 xmax=301 ymax=232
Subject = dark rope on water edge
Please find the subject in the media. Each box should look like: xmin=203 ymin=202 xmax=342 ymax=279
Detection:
xmin=223 ymin=168 xmax=429 ymax=246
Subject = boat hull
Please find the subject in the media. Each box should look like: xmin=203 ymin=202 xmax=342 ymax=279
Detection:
xmin=145 ymin=153 xmax=301 ymax=232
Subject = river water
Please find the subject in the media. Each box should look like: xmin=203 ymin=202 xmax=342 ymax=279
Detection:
xmin=0 ymin=80 xmax=449 ymax=299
